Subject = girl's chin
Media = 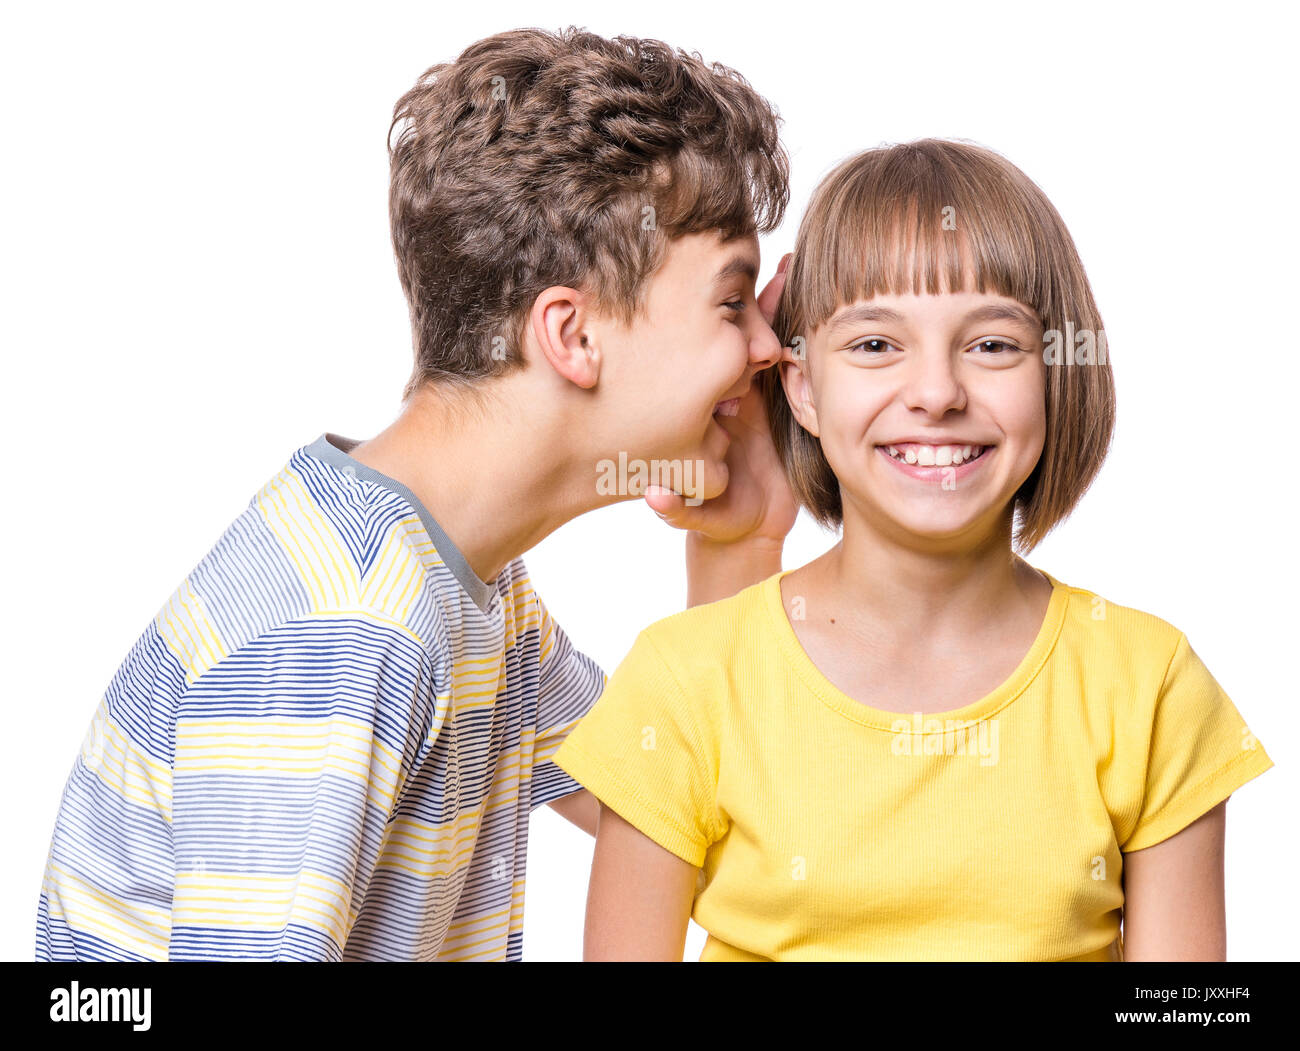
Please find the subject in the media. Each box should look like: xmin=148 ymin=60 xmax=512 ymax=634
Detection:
xmin=886 ymin=519 xmax=987 ymax=543
xmin=844 ymin=490 xmax=1005 ymax=542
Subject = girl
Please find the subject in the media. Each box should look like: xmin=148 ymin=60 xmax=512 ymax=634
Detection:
xmin=552 ymin=139 xmax=1274 ymax=961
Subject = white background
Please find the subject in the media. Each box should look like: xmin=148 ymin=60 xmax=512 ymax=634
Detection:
xmin=3 ymin=0 xmax=1296 ymax=962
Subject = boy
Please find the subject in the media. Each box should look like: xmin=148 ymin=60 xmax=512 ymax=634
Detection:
xmin=34 ymin=26 xmax=793 ymax=962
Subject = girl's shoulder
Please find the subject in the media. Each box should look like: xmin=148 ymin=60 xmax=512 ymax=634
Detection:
xmin=634 ymin=570 xmax=781 ymax=669
xmin=1043 ymin=571 xmax=1201 ymax=687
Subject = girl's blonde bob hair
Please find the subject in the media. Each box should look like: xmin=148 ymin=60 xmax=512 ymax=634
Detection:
xmin=763 ymin=138 xmax=1116 ymax=552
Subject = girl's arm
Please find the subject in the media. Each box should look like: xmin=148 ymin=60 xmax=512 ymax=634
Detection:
xmin=1121 ymin=800 xmax=1227 ymax=961
xmin=583 ymin=802 xmax=699 ymax=961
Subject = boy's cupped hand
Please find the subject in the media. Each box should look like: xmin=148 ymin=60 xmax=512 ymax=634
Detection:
xmin=644 ymin=253 xmax=799 ymax=547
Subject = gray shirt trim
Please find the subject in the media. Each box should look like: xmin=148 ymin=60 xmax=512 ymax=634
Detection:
xmin=303 ymin=432 xmax=498 ymax=613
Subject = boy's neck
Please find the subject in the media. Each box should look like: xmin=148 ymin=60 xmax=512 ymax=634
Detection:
xmin=345 ymin=379 xmax=607 ymax=586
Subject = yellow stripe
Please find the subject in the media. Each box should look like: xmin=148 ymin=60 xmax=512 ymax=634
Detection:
xmin=295 ymin=607 xmax=424 ymax=644
xmin=181 ymin=578 xmax=227 ymax=671
xmin=454 ymin=655 xmax=506 ymax=668
xmin=281 ymin=465 xmax=354 ymax=607
xmin=81 ymin=712 xmax=174 ymax=819
xmin=443 ymin=902 xmax=514 ymax=938
xmin=361 ymin=530 xmax=406 ymax=611
xmin=389 ymin=551 xmax=425 ymax=622
xmin=176 ymin=717 xmax=403 ymax=779
xmin=173 ymin=869 xmax=352 ymax=942
xmin=258 ymin=472 xmax=330 ymax=609
xmin=45 ymin=862 xmax=171 ymax=956
xmin=156 ymin=580 xmax=229 ymax=685
xmin=439 ymin=928 xmax=511 ymax=960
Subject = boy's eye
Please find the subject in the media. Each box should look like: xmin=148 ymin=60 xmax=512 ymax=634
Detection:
xmin=849 ymin=338 xmax=897 ymax=355
xmin=723 ymin=300 xmax=745 ymax=312
xmin=969 ymin=339 xmax=1019 ymax=354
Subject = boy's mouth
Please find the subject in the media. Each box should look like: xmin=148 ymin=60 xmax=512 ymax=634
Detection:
xmin=878 ymin=442 xmax=990 ymax=467
xmin=713 ymin=398 xmax=741 ymax=417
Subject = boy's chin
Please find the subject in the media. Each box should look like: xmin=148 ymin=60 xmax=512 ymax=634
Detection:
xmin=617 ymin=441 xmax=728 ymax=504
xmin=683 ymin=456 xmax=730 ymax=503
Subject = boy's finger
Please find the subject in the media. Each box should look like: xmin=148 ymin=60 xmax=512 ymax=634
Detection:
xmin=645 ymin=485 xmax=692 ymax=522
xmin=756 ymin=260 xmax=789 ymax=327
xmin=644 ymin=486 xmax=714 ymax=532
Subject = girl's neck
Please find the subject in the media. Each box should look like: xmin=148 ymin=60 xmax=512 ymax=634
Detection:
xmin=811 ymin=513 xmax=1050 ymax=645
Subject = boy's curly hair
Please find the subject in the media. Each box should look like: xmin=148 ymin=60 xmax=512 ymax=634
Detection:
xmin=388 ymin=27 xmax=790 ymax=398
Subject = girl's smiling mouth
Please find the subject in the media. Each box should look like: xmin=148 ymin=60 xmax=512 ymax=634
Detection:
xmin=876 ymin=441 xmax=995 ymax=480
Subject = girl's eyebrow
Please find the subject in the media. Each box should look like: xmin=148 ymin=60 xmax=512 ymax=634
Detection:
xmin=826 ymin=304 xmax=905 ymax=331
xmin=962 ymin=303 xmax=1041 ymax=329
xmin=826 ymin=302 xmax=1040 ymax=332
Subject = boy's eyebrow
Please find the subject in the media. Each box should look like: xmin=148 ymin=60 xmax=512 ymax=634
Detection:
xmin=713 ymin=255 xmax=758 ymax=285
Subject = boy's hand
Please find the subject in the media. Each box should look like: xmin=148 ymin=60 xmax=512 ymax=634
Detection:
xmin=644 ymin=382 xmax=798 ymax=546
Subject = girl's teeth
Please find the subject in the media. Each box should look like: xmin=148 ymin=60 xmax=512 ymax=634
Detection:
xmin=886 ymin=443 xmax=986 ymax=467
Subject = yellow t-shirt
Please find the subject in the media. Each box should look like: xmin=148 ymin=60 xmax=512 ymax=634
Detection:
xmin=552 ymin=568 xmax=1274 ymax=962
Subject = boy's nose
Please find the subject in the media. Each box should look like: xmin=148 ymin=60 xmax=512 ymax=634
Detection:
xmin=750 ymin=320 xmax=783 ymax=372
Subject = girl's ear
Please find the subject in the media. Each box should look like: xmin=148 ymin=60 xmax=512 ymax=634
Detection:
xmin=779 ymin=345 xmax=820 ymax=437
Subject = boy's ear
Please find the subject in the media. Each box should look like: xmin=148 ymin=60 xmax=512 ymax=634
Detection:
xmin=528 ymin=287 xmax=600 ymax=389
xmin=779 ymin=344 xmax=820 ymax=438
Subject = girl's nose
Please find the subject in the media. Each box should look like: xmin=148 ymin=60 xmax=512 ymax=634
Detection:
xmin=901 ymin=352 xmax=967 ymax=416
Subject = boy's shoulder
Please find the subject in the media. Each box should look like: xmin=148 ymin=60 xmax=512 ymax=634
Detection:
xmin=148 ymin=437 xmax=460 ymax=685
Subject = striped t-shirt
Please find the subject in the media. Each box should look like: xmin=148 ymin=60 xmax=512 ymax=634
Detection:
xmin=35 ymin=432 xmax=606 ymax=961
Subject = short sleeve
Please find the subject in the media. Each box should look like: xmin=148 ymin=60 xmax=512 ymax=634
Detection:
xmin=1120 ymin=632 xmax=1274 ymax=853
xmin=528 ymin=593 xmax=607 ymax=811
xmin=551 ymin=629 xmax=722 ymax=867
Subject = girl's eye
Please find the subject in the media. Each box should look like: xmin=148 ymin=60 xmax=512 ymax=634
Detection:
xmin=849 ymin=338 xmax=896 ymax=355
xmin=969 ymin=340 xmax=1018 ymax=354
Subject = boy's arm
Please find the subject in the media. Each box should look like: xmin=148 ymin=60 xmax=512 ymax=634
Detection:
xmin=163 ymin=616 xmax=429 ymax=960
xmin=38 ymin=613 xmax=433 ymax=963
xmin=583 ymin=802 xmax=697 ymax=960
xmin=36 ymin=712 xmax=175 ymax=961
